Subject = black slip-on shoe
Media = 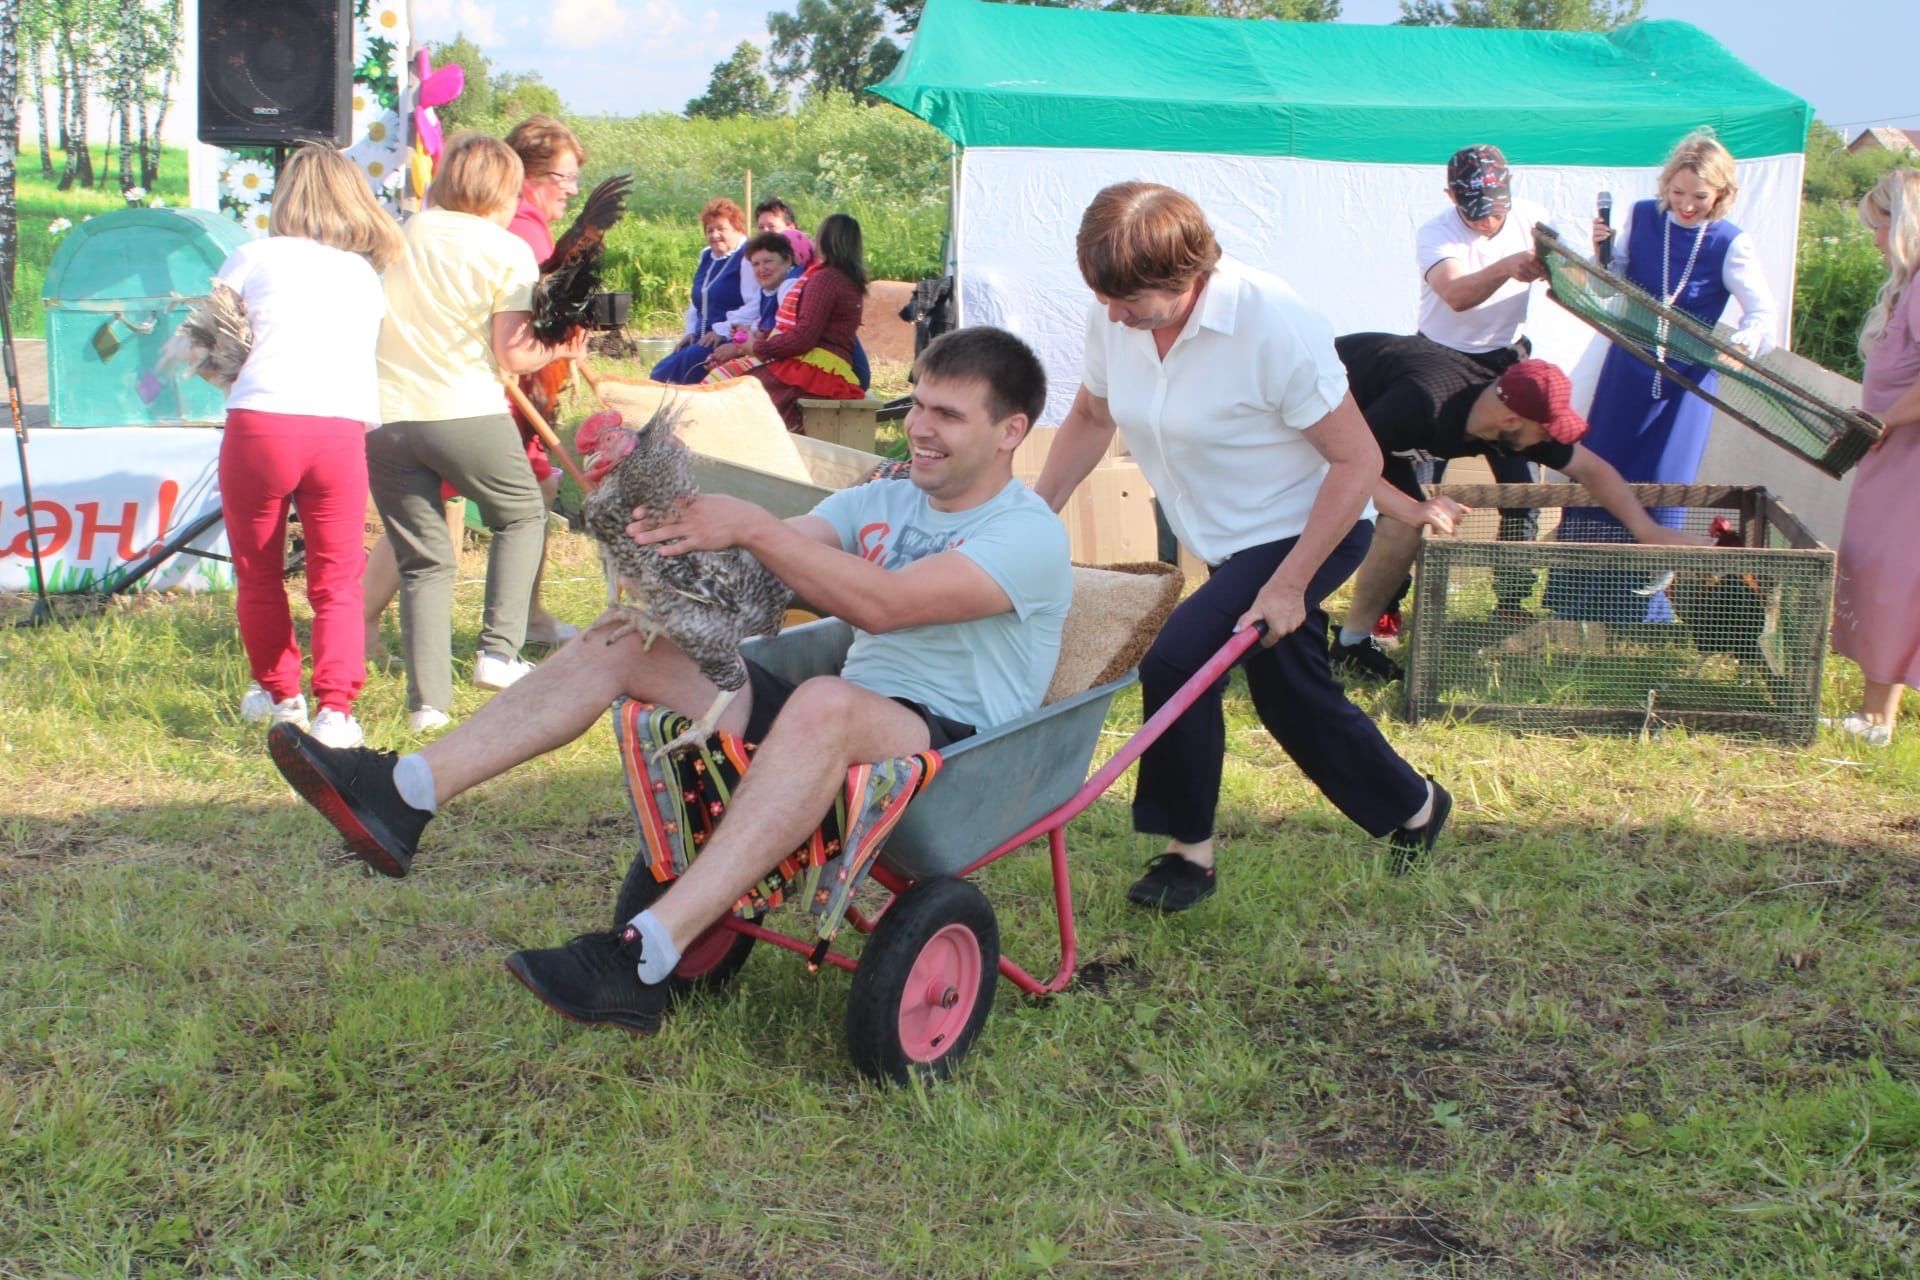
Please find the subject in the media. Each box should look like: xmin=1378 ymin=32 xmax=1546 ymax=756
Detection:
xmin=1388 ymin=777 xmax=1452 ymax=876
xmin=1330 ymin=634 xmax=1404 ymax=682
xmin=1126 ymin=852 xmax=1218 ymax=912
xmin=504 ymin=931 xmax=669 ymax=1035
xmin=268 ymin=722 xmax=429 ymax=877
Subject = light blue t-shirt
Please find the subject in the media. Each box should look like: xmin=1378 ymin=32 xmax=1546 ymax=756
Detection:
xmin=809 ymin=476 xmax=1072 ymax=731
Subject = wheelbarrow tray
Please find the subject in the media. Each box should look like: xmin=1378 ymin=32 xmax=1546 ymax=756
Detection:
xmin=691 ymin=435 xmax=886 ymax=520
xmin=741 ymin=619 xmax=1135 ymax=880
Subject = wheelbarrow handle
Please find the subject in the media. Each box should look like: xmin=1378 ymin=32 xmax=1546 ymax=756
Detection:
xmin=1070 ymin=622 xmax=1267 ymax=807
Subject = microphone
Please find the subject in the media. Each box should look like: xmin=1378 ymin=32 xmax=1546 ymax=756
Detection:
xmin=1596 ymin=192 xmax=1614 ymax=269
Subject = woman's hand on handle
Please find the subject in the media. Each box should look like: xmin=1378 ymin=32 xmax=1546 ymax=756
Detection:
xmin=1235 ymin=576 xmax=1307 ymax=647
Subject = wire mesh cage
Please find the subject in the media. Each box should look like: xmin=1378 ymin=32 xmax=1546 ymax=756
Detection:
xmin=1533 ymin=225 xmax=1883 ymax=477
xmin=1406 ymin=484 xmax=1834 ymax=743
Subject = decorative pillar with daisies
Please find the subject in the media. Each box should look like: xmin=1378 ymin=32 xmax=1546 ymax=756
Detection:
xmin=211 ymin=0 xmax=410 ymax=232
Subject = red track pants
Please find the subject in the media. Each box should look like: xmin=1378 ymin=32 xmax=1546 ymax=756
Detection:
xmin=219 ymin=409 xmax=368 ymax=712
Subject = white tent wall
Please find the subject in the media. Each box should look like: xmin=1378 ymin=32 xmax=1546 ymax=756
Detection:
xmin=953 ymin=147 xmax=1804 ymax=433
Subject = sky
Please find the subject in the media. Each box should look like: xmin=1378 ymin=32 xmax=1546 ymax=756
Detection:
xmin=411 ymin=0 xmax=1920 ymax=136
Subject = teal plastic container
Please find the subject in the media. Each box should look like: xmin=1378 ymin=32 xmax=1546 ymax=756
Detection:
xmin=41 ymin=208 xmax=253 ymax=428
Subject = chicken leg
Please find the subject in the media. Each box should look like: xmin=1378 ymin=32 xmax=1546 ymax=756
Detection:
xmin=650 ymin=688 xmax=739 ymax=761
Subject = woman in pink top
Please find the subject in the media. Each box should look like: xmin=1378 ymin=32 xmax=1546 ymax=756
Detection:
xmin=1831 ymin=168 xmax=1920 ymax=747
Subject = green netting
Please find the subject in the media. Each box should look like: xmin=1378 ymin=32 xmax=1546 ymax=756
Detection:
xmin=1404 ymin=484 xmax=1834 ymax=744
xmin=1533 ymin=226 xmax=1882 ymax=478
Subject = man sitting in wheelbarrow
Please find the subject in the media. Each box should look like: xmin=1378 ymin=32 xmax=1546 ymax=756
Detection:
xmin=270 ymin=327 xmax=1073 ymax=1033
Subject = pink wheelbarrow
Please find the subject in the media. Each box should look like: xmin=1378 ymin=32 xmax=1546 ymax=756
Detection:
xmin=610 ymin=618 xmax=1265 ymax=1083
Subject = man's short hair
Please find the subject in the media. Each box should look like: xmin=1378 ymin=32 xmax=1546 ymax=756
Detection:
xmin=914 ymin=327 xmax=1048 ymax=430
xmin=1075 ymin=181 xmax=1221 ymax=298
xmin=743 ymin=231 xmax=795 ymax=260
xmin=754 ymin=196 xmax=797 ymax=224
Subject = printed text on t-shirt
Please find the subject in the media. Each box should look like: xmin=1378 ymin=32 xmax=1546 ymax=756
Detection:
xmin=855 ymin=521 xmax=966 ymax=568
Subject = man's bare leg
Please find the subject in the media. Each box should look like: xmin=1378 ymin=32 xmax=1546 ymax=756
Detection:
xmin=417 ymin=610 xmax=751 ymax=805
xmin=641 ymin=677 xmax=931 ymax=951
xmin=501 ymin=675 xmax=934 ymax=1030
xmin=1341 ymin=516 xmax=1423 ymax=637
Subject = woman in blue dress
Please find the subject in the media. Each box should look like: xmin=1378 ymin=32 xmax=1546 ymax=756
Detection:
xmin=1549 ymin=130 xmax=1776 ymax=619
xmin=650 ymin=197 xmax=760 ymax=384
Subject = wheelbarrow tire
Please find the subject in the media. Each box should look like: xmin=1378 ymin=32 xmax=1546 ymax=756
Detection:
xmin=845 ymin=876 xmax=999 ymax=1085
xmin=612 ymin=853 xmax=757 ymax=998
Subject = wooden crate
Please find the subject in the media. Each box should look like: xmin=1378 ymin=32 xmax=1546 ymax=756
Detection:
xmin=1011 ymin=427 xmax=1159 ymax=565
xmin=798 ymin=398 xmax=886 ymax=453
xmin=1406 ymin=484 xmax=1834 ymax=743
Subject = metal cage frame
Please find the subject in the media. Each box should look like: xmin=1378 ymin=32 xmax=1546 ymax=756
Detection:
xmin=1406 ymin=483 xmax=1835 ymax=743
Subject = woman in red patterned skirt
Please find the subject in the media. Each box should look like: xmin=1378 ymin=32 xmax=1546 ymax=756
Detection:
xmin=708 ymin=213 xmax=866 ymax=431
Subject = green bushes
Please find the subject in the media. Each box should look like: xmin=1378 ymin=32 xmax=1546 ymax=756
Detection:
xmin=529 ymin=93 xmax=952 ymax=332
xmin=1793 ymin=200 xmax=1887 ymax=381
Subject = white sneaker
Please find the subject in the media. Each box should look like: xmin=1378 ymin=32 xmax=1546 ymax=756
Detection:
xmin=407 ymin=707 xmax=452 ymax=733
xmin=310 ymin=708 xmax=365 ymax=749
xmin=524 ymin=619 xmax=580 ymax=646
xmin=243 ymin=684 xmax=308 ymax=729
xmin=1824 ymin=712 xmax=1893 ymax=748
xmin=239 ymin=684 xmax=274 ymax=722
xmin=473 ymin=650 xmax=535 ymax=690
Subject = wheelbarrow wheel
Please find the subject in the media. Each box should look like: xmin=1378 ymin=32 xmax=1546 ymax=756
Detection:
xmin=845 ymin=876 xmax=999 ymax=1084
xmin=612 ymin=854 xmax=756 ymax=997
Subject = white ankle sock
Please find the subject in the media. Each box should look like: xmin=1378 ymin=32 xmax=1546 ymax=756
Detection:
xmin=1338 ymin=627 xmax=1372 ymax=647
xmin=623 ymin=909 xmax=681 ymax=985
xmin=1402 ymin=780 xmax=1435 ymax=830
xmin=392 ymin=754 xmax=438 ymax=813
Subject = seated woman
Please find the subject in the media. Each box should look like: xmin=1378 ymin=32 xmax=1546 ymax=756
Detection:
xmin=751 ymin=198 xmax=869 ymax=391
xmin=703 ymin=232 xmax=802 ymax=379
xmin=703 ymin=213 xmax=868 ymax=431
xmin=650 ymin=198 xmax=758 ymax=385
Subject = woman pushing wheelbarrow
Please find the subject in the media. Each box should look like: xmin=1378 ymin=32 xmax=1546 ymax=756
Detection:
xmin=1035 ymin=182 xmax=1451 ymax=910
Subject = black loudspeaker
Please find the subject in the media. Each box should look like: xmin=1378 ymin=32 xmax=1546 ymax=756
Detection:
xmin=198 ymin=0 xmax=354 ymax=147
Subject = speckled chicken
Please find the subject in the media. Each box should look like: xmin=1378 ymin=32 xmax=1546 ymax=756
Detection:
xmin=179 ymin=281 xmax=253 ymax=390
xmin=577 ymin=401 xmax=791 ymax=756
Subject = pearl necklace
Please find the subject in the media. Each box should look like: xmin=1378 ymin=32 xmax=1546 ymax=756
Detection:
xmin=1653 ymin=212 xmax=1708 ymax=399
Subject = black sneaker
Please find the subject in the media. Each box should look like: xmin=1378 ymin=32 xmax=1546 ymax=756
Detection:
xmin=504 ymin=931 xmax=669 ymax=1034
xmin=1388 ymin=776 xmax=1452 ymax=876
xmin=1331 ymin=634 xmax=1403 ymax=681
xmin=1126 ymin=852 xmax=1217 ymax=912
xmin=267 ymin=722 xmax=430 ymax=877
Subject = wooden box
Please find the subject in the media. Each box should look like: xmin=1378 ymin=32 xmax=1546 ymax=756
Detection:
xmin=798 ymin=397 xmax=886 ymax=454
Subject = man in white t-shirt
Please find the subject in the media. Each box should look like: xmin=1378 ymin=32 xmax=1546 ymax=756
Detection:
xmin=269 ymin=327 xmax=1072 ymax=1035
xmin=1379 ymin=144 xmax=1551 ymax=639
xmin=1415 ymin=144 xmax=1550 ymax=365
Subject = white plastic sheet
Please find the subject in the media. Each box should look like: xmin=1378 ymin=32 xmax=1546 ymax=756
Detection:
xmin=955 ymin=147 xmax=1804 ymax=426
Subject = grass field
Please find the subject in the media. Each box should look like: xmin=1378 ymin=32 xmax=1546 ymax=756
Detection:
xmin=3 ymin=366 xmax=1918 ymax=1274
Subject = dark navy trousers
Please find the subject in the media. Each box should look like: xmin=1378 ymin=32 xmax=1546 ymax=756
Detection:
xmin=1132 ymin=519 xmax=1429 ymax=843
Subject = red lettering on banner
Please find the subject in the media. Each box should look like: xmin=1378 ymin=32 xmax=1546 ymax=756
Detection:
xmin=74 ymin=500 xmax=142 ymax=560
xmin=143 ymin=480 xmax=179 ymax=559
xmin=4 ymin=501 xmax=72 ymax=558
xmin=6 ymin=479 xmax=186 ymax=562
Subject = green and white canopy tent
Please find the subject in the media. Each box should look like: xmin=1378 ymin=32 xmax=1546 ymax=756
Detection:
xmin=873 ymin=0 xmax=1812 ymax=424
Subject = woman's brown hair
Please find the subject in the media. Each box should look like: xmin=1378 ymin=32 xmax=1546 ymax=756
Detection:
xmin=505 ymin=114 xmax=586 ymax=181
xmin=1075 ymin=182 xmax=1221 ymax=297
